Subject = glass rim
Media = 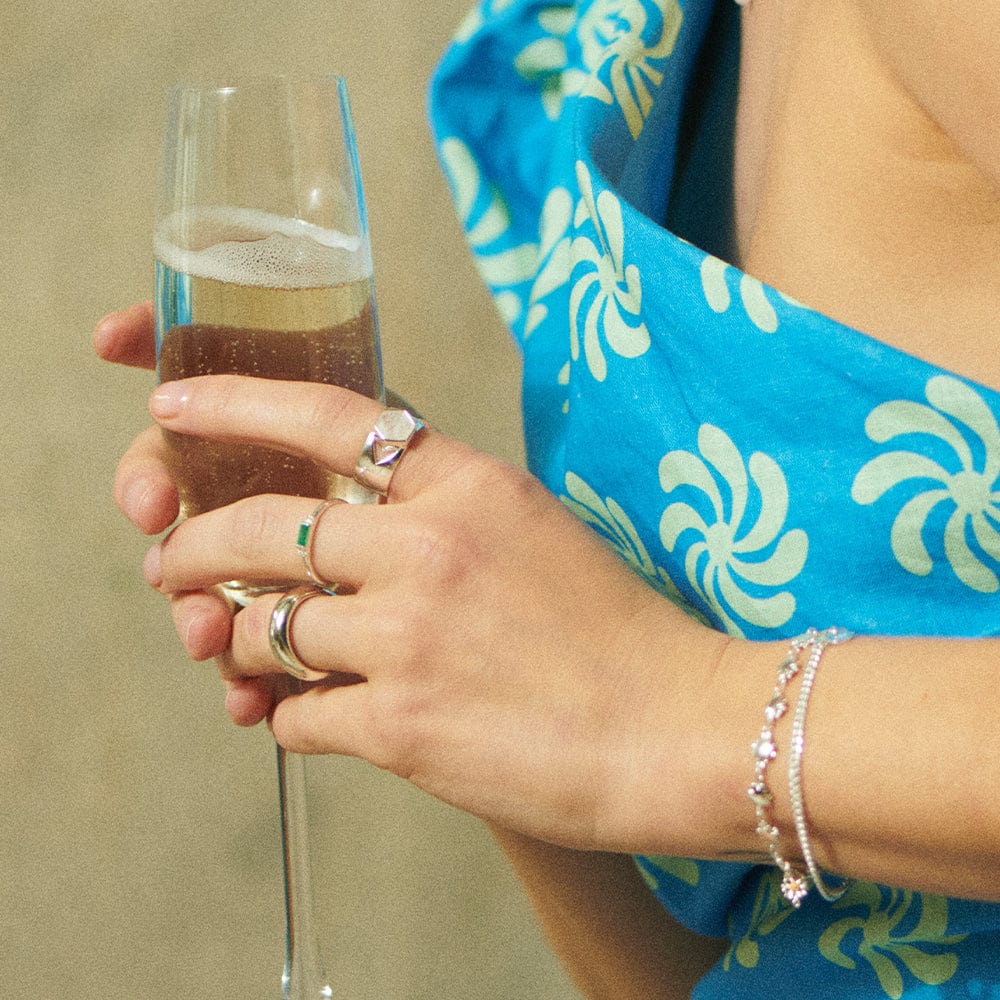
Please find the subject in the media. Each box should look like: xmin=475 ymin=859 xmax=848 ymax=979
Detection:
xmin=165 ymin=73 xmax=349 ymax=98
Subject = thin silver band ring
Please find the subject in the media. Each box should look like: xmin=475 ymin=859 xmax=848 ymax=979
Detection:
xmin=296 ymin=499 xmax=342 ymax=592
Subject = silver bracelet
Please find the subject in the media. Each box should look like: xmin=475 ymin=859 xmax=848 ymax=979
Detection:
xmin=788 ymin=626 xmax=854 ymax=902
xmin=749 ymin=627 xmax=852 ymax=908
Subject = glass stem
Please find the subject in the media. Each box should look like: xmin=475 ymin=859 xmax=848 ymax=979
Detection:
xmin=276 ymin=741 xmax=333 ymax=999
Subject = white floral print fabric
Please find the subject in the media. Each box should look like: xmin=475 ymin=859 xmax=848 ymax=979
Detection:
xmin=852 ymin=375 xmax=1000 ymax=594
xmin=570 ymin=160 xmax=651 ymax=381
xmin=659 ymin=424 xmax=807 ymax=637
xmin=429 ymin=0 xmax=1000 ymax=995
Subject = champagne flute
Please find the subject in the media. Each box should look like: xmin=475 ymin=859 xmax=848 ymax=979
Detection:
xmin=154 ymin=75 xmax=384 ymax=998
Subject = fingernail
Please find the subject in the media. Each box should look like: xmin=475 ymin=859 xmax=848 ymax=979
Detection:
xmin=182 ymin=611 xmax=218 ymax=662
xmin=143 ymin=544 xmax=163 ymax=588
xmin=124 ymin=477 xmax=152 ymax=524
xmin=150 ymin=382 xmax=189 ymax=419
xmin=92 ymin=315 xmax=114 ymax=354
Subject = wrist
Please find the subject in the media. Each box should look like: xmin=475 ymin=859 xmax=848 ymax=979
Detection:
xmin=608 ymin=624 xmax=791 ymax=861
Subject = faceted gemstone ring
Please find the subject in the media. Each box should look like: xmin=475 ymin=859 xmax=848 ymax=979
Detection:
xmin=353 ymin=409 xmax=425 ymax=498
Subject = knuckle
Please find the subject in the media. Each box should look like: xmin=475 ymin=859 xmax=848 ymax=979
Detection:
xmin=234 ymin=599 xmax=271 ymax=657
xmin=359 ymin=606 xmax=439 ymax=772
xmin=367 ymin=680 xmax=429 ymax=772
xmin=302 ymin=383 xmax=354 ymax=437
xmin=403 ymin=516 xmax=477 ymax=590
xmin=226 ymin=495 xmax=279 ymax=562
xmin=494 ymin=461 xmax=551 ymax=513
xmin=456 ymin=449 xmax=517 ymax=493
xmin=453 ymin=453 xmax=550 ymax=525
xmin=296 ymin=384 xmax=377 ymax=470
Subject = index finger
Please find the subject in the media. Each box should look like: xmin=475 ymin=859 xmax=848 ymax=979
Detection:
xmin=93 ymin=301 xmax=156 ymax=370
xmin=148 ymin=375 xmax=463 ymax=501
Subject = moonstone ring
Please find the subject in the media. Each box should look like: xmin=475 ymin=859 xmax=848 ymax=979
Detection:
xmin=353 ymin=409 xmax=425 ymax=497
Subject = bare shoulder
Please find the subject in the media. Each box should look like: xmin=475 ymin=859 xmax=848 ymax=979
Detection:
xmin=852 ymin=0 xmax=1000 ymax=187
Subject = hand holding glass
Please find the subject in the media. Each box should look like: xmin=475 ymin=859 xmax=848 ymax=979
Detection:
xmin=155 ymin=74 xmax=383 ymax=599
xmin=156 ymin=76 xmax=384 ymax=998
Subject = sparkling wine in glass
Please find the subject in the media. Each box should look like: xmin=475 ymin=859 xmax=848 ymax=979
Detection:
xmin=155 ymin=74 xmax=383 ymax=603
xmin=155 ymin=75 xmax=384 ymax=999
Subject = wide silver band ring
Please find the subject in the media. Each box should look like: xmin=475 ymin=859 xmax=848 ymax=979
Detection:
xmin=268 ymin=586 xmax=329 ymax=681
xmin=296 ymin=500 xmax=343 ymax=593
xmin=353 ymin=409 xmax=425 ymax=498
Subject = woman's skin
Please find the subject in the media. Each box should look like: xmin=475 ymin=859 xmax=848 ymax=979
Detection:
xmin=737 ymin=0 xmax=1000 ymax=394
xmin=94 ymin=2 xmax=1000 ymax=996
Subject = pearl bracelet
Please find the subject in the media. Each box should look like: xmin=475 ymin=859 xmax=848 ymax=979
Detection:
xmin=749 ymin=627 xmax=853 ymax=907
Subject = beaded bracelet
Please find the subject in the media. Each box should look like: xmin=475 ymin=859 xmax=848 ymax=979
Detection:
xmin=748 ymin=627 xmax=853 ymax=907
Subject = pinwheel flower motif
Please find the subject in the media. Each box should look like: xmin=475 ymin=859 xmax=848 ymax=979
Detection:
xmin=453 ymin=0 xmax=518 ymax=43
xmin=723 ymin=869 xmax=795 ymax=972
xmin=699 ymin=254 xmax=780 ymax=333
xmin=513 ymin=0 xmax=681 ymax=129
xmin=636 ymin=854 xmax=701 ymax=891
xmin=851 ymin=374 xmax=1000 ymax=593
xmin=576 ymin=0 xmax=683 ymax=138
xmin=569 ymin=160 xmax=650 ymax=382
xmin=437 ymin=137 xmax=538 ymax=325
xmin=513 ymin=7 xmax=585 ymax=121
xmin=525 ymin=187 xmax=574 ymax=340
xmin=561 ymin=471 xmax=705 ymax=619
xmin=658 ymin=425 xmax=808 ymax=637
xmin=818 ymin=883 xmax=966 ymax=999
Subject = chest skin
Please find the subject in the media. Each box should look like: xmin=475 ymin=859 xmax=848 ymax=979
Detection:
xmin=732 ymin=0 xmax=1000 ymax=393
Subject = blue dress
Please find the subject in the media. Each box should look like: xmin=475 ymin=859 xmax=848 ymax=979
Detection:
xmin=428 ymin=1 xmax=1000 ymax=995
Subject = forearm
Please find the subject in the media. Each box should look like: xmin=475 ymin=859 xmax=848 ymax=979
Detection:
xmin=762 ymin=633 xmax=1000 ymax=898
xmin=623 ymin=624 xmax=1000 ymax=900
xmin=489 ymin=826 xmax=727 ymax=1000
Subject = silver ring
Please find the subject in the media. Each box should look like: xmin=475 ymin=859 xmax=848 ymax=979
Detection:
xmin=353 ymin=409 xmax=425 ymax=498
xmin=268 ymin=586 xmax=329 ymax=681
xmin=296 ymin=500 xmax=342 ymax=592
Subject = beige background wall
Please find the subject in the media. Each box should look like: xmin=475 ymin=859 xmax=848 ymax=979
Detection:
xmin=1 ymin=3 xmax=581 ymax=997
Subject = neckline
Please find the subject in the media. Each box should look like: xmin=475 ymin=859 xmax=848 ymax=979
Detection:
xmin=654 ymin=0 xmax=1000 ymax=403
